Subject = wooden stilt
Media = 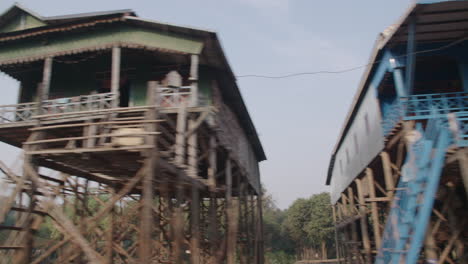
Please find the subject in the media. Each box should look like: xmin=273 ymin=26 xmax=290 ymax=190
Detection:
xmin=106 ymin=186 xmax=114 ymax=264
xmin=175 ymin=104 xmax=187 ymax=166
xmin=190 ymin=185 xmax=200 ymax=264
xmin=347 ymin=187 xmax=359 ymax=243
xmin=256 ymin=190 xmax=264 ymax=264
xmin=356 ymin=178 xmax=371 ymax=264
xmin=381 ymin=152 xmax=395 ymax=200
xmin=208 ymin=136 xmax=217 ymax=191
xmin=173 ymin=176 xmax=184 ymax=263
xmin=139 ymin=81 xmax=159 ymax=262
xmin=225 ymin=157 xmax=236 ymax=264
xmin=366 ymin=168 xmax=381 ymax=250
xmin=188 ymin=118 xmax=198 ymax=177
xmin=457 ymin=150 xmax=468 ymax=200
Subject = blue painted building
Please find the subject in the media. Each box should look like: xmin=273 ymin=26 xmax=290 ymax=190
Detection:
xmin=326 ymin=1 xmax=468 ymax=263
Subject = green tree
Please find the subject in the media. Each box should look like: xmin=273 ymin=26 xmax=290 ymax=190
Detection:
xmin=262 ymin=190 xmax=296 ymax=263
xmin=282 ymin=192 xmax=334 ymax=260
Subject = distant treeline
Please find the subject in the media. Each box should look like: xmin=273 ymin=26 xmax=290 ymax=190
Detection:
xmin=263 ymin=192 xmax=335 ymax=264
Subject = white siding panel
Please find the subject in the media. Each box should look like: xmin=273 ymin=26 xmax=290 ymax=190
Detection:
xmin=330 ymin=86 xmax=384 ymax=203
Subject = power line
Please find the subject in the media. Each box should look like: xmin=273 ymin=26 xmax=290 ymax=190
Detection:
xmin=235 ymin=35 xmax=468 ymax=79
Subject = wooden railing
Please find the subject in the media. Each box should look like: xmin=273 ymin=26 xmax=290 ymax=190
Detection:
xmin=0 ymin=102 xmax=38 ymax=124
xmin=41 ymin=92 xmax=116 ymax=115
xmin=156 ymin=86 xmax=193 ymax=107
xmin=0 ymin=92 xmax=116 ymax=124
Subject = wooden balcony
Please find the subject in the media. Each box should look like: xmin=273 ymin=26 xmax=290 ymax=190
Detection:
xmin=0 ymin=86 xmax=195 ymax=126
xmin=0 ymin=92 xmax=116 ymax=126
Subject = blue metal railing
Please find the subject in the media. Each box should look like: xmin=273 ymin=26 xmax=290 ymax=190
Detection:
xmin=453 ymin=112 xmax=468 ymax=147
xmin=403 ymin=91 xmax=468 ymax=120
xmin=381 ymin=91 xmax=468 ymax=136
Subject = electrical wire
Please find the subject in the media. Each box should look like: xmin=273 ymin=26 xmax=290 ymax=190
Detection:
xmin=235 ymin=35 xmax=468 ymax=79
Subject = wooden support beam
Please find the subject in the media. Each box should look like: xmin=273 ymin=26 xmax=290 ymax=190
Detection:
xmin=225 ymin=158 xmax=236 ymax=263
xmin=30 ymin=167 xmax=145 ymax=264
xmin=175 ymin=104 xmax=187 ymax=166
xmin=341 ymin=193 xmax=349 ymax=218
xmin=356 ymin=178 xmax=371 ymax=264
xmin=366 ymin=168 xmax=382 ymax=250
xmin=41 ymin=57 xmax=53 ymax=101
xmin=187 ymin=118 xmax=198 ymax=177
xmin=424 ymin=222 xmax=438 ymax=264
xmin=139 ymin=82 xmax=159 ymax=262
xmin=249 ymin=194 xmax=256 ymax=262
xmin=227 ymin=200 xmax=239 ymax=264
xmin=332 ymin=205 xmax=341 ymax=263
xmin=111 ymin=47 xmax=121 ymax=107
xmin=172 ymin=175 xmax=184 ymax=263
xmin=190 ymin=185 xmax=200 ymax=264
xmin=457 ymin=151 xmax=468 ymax=200
xmin=256 ymin=191 xmax=264 ymax=264
xmin=347 ymin=187 xmax=359 ymax=244
xmin=23 ymin=162 xmax=105 ymax=263
xmin=380 ymin=152 xmax=395 ymax=200
xmin=189 ymin=54 xmax=199 ymax=107
xmin=106 ymin=187 xmax=114 ymax=264
xmin=208 ymin=136 xmax=217 ymax=191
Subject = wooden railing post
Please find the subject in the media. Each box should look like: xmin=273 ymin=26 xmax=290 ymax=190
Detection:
xmin=111 ymin=47 xmax=121 ymax=108
xmin=189 ymin=54 xmax=199 ymax=107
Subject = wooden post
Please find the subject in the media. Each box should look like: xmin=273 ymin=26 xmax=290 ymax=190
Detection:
xmin=189 ymin=54 xmax=199 ymax=107
xmin=139 ymin=82 xmax=159 ymax=262
xmin=248 ymin=194 xmax=255 ymax=262
xmin=332 ymin=205 xmax=341 ymax=264
xmin=457 ymin=150 xmax=468 ymax=200
xmin=41 ymin=57 xmax=53 ymax=101
xmin=111 ymin=47 xmax=121 ymax=107
xmin=341 ymin=193 xmax=349 ymax=218
xmin=106 ymin=186 xmax=114 ymax=264
xmin=188 ymin=118 xmax=198 ymax=177
xmin=190 ymin=185 xmax=200 ymax=264
xmin=15 ymin=156 xmax=36 ymax=264
xmin=173 ymin=177 xmax=184 ymax=263
xmin=347 ymin=187 xmax=358 ymax=243
xmin=175 ymin=104 xmax=187 ymax=166
xmin=242 ymin=185 xmax=250 ymax=263
xmin=380 ymin=152 xmax=395 ymax=200
xmin=356 ymin=178 xmax=372 ymax=264
xmin=208 ymin=136 xmax=217 ymax=191
xmin=226 ymin=158 xmax=237 ymax=264
xmin=256 ymin=191 xmax=264 ymax=264
xmin=366 ymin=168 xmax=381 ymax=250
xmin=424 ymin=222 xmax=438 ymax=263
xmin=208 ymin=196 xmax=219 ymax=258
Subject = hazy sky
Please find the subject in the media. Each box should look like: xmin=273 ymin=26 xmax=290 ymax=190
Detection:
xmin=0 ymin=0 xmax=412 ymax=209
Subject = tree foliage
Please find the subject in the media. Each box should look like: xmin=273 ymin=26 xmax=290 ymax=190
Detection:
xmin=263 ymin=191 xmax=335 ymax=263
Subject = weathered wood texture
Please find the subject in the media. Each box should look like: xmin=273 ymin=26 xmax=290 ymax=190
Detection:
xmin=213 ymin=84 xmax=260 ymax=193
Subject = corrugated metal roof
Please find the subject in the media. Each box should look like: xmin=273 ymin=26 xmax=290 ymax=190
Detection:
xmin=44 ymin=9 xmax=135 ymax=23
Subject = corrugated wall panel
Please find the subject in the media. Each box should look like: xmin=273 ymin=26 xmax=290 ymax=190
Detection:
xmin=330 ymin=86 xmax=384 ymax=203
